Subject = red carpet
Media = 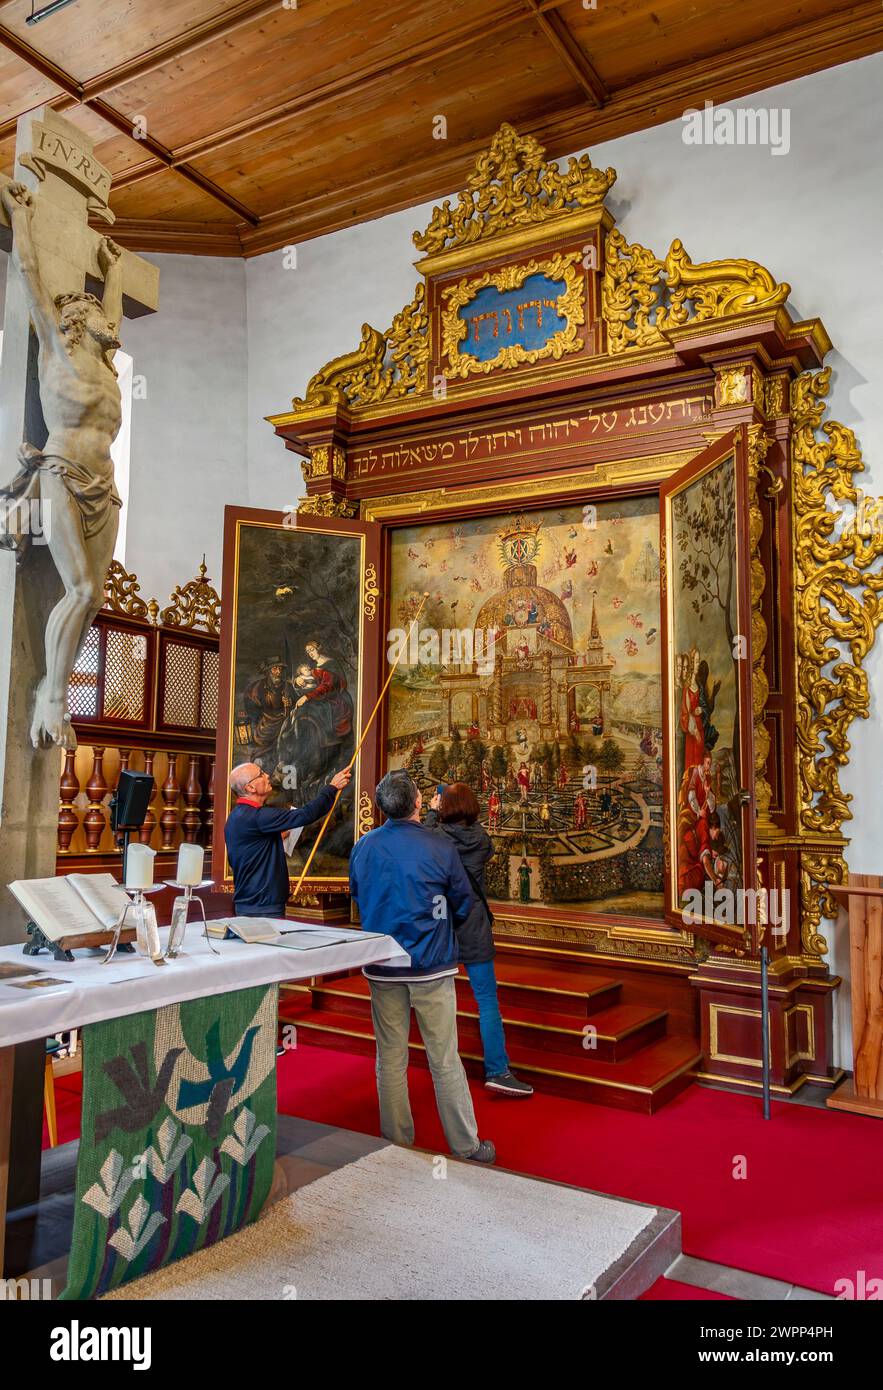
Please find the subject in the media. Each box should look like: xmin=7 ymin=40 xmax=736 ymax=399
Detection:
xmin=274 ymin=1043 xmax=883 ymax=1297
xmin=48 ymin=1048 xmax=883 ymax=1296
xmin=43 ymin=1073 xmax=84 ymax=1149
xmin=640 ymin=1278 xmax=734 ymax=1301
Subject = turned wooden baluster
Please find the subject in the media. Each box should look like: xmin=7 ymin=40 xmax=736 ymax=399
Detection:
xmin=139 ymin=750 xmax=157 ymax=845
xmin=57 ymin=747 xmax=80 ymax=854
xmin=182 ymin=753 xmax=202 ymax=843
xmin=160 ymin=752 xmax=181 ymax=849
xmin=83 ymin=747 xmax=108 ymax=852
xmin=202 ymin=754 xmax=216 ymax=847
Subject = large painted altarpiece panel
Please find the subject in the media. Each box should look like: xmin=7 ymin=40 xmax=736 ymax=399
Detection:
xmin=386 ymin=496 xmax=665 ymax=919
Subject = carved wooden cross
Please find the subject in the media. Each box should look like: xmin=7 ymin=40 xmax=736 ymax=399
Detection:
xmin=0 ymin=105 xmax=159 ymax=460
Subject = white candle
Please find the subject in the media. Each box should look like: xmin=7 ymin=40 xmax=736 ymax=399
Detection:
xmin=125 ymin=843 xmax=155 ymax=890
xmin=177 ymin=843 xmax=204 ymax=887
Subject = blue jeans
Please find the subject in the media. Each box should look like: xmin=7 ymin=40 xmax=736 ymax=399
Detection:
xmin=464 ymin=961 xmax=509 ymax=1078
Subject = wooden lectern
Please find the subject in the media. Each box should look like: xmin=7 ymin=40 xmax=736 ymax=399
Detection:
xmin=827 ymin=874 xmax=883 ymax=1117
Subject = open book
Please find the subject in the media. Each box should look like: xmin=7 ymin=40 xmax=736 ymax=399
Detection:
xmin=8 ymin=873 xmax=130 ymax=943
xmin=208 ymin=917 xmax=378 ymax=950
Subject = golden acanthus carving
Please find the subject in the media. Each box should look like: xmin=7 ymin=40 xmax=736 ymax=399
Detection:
xmin=602 ymin=228 xmax=790 ymax=355
xmin=302 ymin=444 xmax=346 ymax=483
xmin=357 ymin=791 xmax=374 ymax=837
xmin=363 ymin=563 xmax=380 ymax=621
xmin=297 ymin=492 xmax=359 ymax=519
xmin=413 ymin=123 xmax=616 ymax=257
xmin=103 ymin=559 xmax=148 ymax=619
xmin=290 ymin=284 xmax=429 ymax=413
xmin=716 ymin=367 xmax=750 ymax=407
xmin=746 ymin=424 xmax=776 ymax=828
xmin=159 ymin=558 xmax=221 ymax=635
xmin=791 ymin=368 xmax=883 ymax=836
xmin=800 ymin=850 xmax=845 ymax=958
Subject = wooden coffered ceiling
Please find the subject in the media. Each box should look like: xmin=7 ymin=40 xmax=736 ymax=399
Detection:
xmin=0 ymin=0 xmax=880 ymax=257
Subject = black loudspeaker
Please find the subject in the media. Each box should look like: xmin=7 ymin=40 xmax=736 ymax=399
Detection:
xmin=110 ymin=769 xmax=155 ymax=831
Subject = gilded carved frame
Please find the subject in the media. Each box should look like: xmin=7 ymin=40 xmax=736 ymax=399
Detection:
xmin=440 ymin=251 xmax=586 ymax=380
xmin=268 ymin=122 xmax=883 ymax=966
xmin=365 ymin=453 xmax=702 ymax=965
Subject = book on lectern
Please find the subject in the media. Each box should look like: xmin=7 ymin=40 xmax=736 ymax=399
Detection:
xmin=8 ymin=873 xmax=130 ymax=942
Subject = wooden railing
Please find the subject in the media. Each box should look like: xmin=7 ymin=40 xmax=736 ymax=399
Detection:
xmin=56 ymin=560 xmax=221 ymax=874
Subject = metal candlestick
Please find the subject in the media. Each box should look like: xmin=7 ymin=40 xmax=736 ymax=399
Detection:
xmin=163 ymin=879 xmax=218 ymax=959
xmin=102 ymin=885 xmax=164 ymax=966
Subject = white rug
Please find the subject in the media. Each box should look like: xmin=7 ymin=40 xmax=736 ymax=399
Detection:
xmin=104 ymin=1145 xmax=656 ymax=1301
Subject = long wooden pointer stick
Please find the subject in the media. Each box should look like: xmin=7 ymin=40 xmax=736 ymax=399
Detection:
xmin=291 ymin=592 xmax=430 ymax=899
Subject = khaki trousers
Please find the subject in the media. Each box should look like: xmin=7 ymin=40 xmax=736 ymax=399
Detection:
xmin=368 ymin=975 xmax=479 ymax=1157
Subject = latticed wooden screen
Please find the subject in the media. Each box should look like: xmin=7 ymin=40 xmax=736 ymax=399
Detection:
xmin=67 ymin=624 xmax=101 ymax=719
xmin=103 ymin=628 xmax=148 ymax=721
xmin=58 ymin=561 xmax=221 ymax=868
xmin=200 ymin=648 xmax=220 ymax=729
xmin=159 ymin=637 xmax=219 ymax=731
xmin=162 ymin=641 xmax=202 ymax=726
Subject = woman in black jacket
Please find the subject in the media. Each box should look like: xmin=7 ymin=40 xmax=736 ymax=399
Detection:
xmin=425 ymin=782 xmax=533 ymax=1098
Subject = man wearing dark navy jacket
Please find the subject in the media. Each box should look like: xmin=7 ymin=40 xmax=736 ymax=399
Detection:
xmin=349 ymin=770 xmax=495 ymax=1164
xmin=225 ymin=762 xmax=351 ymax=917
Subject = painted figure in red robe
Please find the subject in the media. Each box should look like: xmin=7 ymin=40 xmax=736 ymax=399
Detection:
xmin=517 ymin=762 xmax=531 ymax=803
xmin=680 ymin=647 xmax=705 ymax=771
xmin=678 ymin=809 xmax=727 ymax=899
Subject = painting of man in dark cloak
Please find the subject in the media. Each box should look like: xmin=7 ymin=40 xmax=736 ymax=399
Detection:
xmin=229 ymin=523 xmax=362 ymax=879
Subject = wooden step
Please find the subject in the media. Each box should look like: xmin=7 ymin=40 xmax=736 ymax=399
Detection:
xmin=284 ymin=984 xmax=664 ymax=1062
xmin=286 ymin=1007 xmax=701 ymax=1114
xmin=456 ymin=1001 xmax=669 ymax=1062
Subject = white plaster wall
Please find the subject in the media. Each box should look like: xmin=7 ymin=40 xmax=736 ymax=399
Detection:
xmin=246 ymin=212 xmax=434 ymax=510
xmin=244 ymin=51 xmax=883 ymax=1067
xmin=122 ymin=253 xmax=249 ymax=608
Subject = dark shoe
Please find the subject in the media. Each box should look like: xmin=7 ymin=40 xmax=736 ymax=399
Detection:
xmin=459 ymin=1139 xmax=496 ymax=1164
xmin=485 ymin=1071 xmax=534 ymax=1097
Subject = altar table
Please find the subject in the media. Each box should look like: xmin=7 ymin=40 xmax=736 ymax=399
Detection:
xmin=0 ymin=923 xmax=409 ymax=1291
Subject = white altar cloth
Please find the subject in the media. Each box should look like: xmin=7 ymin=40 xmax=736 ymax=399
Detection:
xmin=0 ymin=921 xmax=409 ymax=1047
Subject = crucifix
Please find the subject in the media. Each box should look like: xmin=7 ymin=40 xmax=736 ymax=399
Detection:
xmin=0 ymin=106 xmax=159 ymax=751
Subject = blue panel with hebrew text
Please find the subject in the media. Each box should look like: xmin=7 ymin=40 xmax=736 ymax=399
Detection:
xmin=457 ymin=273 xmax=566 ymax=361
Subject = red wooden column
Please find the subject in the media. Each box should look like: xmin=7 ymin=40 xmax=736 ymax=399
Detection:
xmin=83 ymin=747 xmax=108 ymax=852
xmin=57 ymin=748 xmax=80 ymax=853
xmin=160 ymin=753 xmax=181 ymax=849
xmin=139 ymin=750 xmax=157 ymax=845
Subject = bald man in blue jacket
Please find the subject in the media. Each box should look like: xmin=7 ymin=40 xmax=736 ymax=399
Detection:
xmin=225 ymin=762 xmax=351 ymax=918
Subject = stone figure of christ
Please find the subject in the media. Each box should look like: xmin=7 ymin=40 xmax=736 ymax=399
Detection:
xmin=0 ymin=180 xmax=124 ymax=749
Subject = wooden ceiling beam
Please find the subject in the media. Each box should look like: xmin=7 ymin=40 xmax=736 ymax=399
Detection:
xmin=0 ymin=0 xmax=285 ymax=137
xmin=521 ymin=0 xmax=608 ymax=106
xmin=0 ymin=23 xmax=81 ymax=101
xmin=87 ymin=97 xmax=260 ymax=225
xmin=232 ymin=2 xmax=883 ymax=254
xmin=0 ymin=26 xmax=261 ymax=226
xmin=78 ymin=0 xmax=284 ymax=101
xmin=103 ymin=2 xmax=534 ymax=185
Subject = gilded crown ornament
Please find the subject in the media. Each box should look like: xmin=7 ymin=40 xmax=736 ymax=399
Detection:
xmin=159 ymin=558 xmax=222 ymax=635
xmin=412 ymin=123 xmax=616 ymax=257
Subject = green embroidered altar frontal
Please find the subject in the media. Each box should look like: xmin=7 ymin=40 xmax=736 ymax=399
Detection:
xmin=61 ymin=983 xmax=278 ymax=1300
